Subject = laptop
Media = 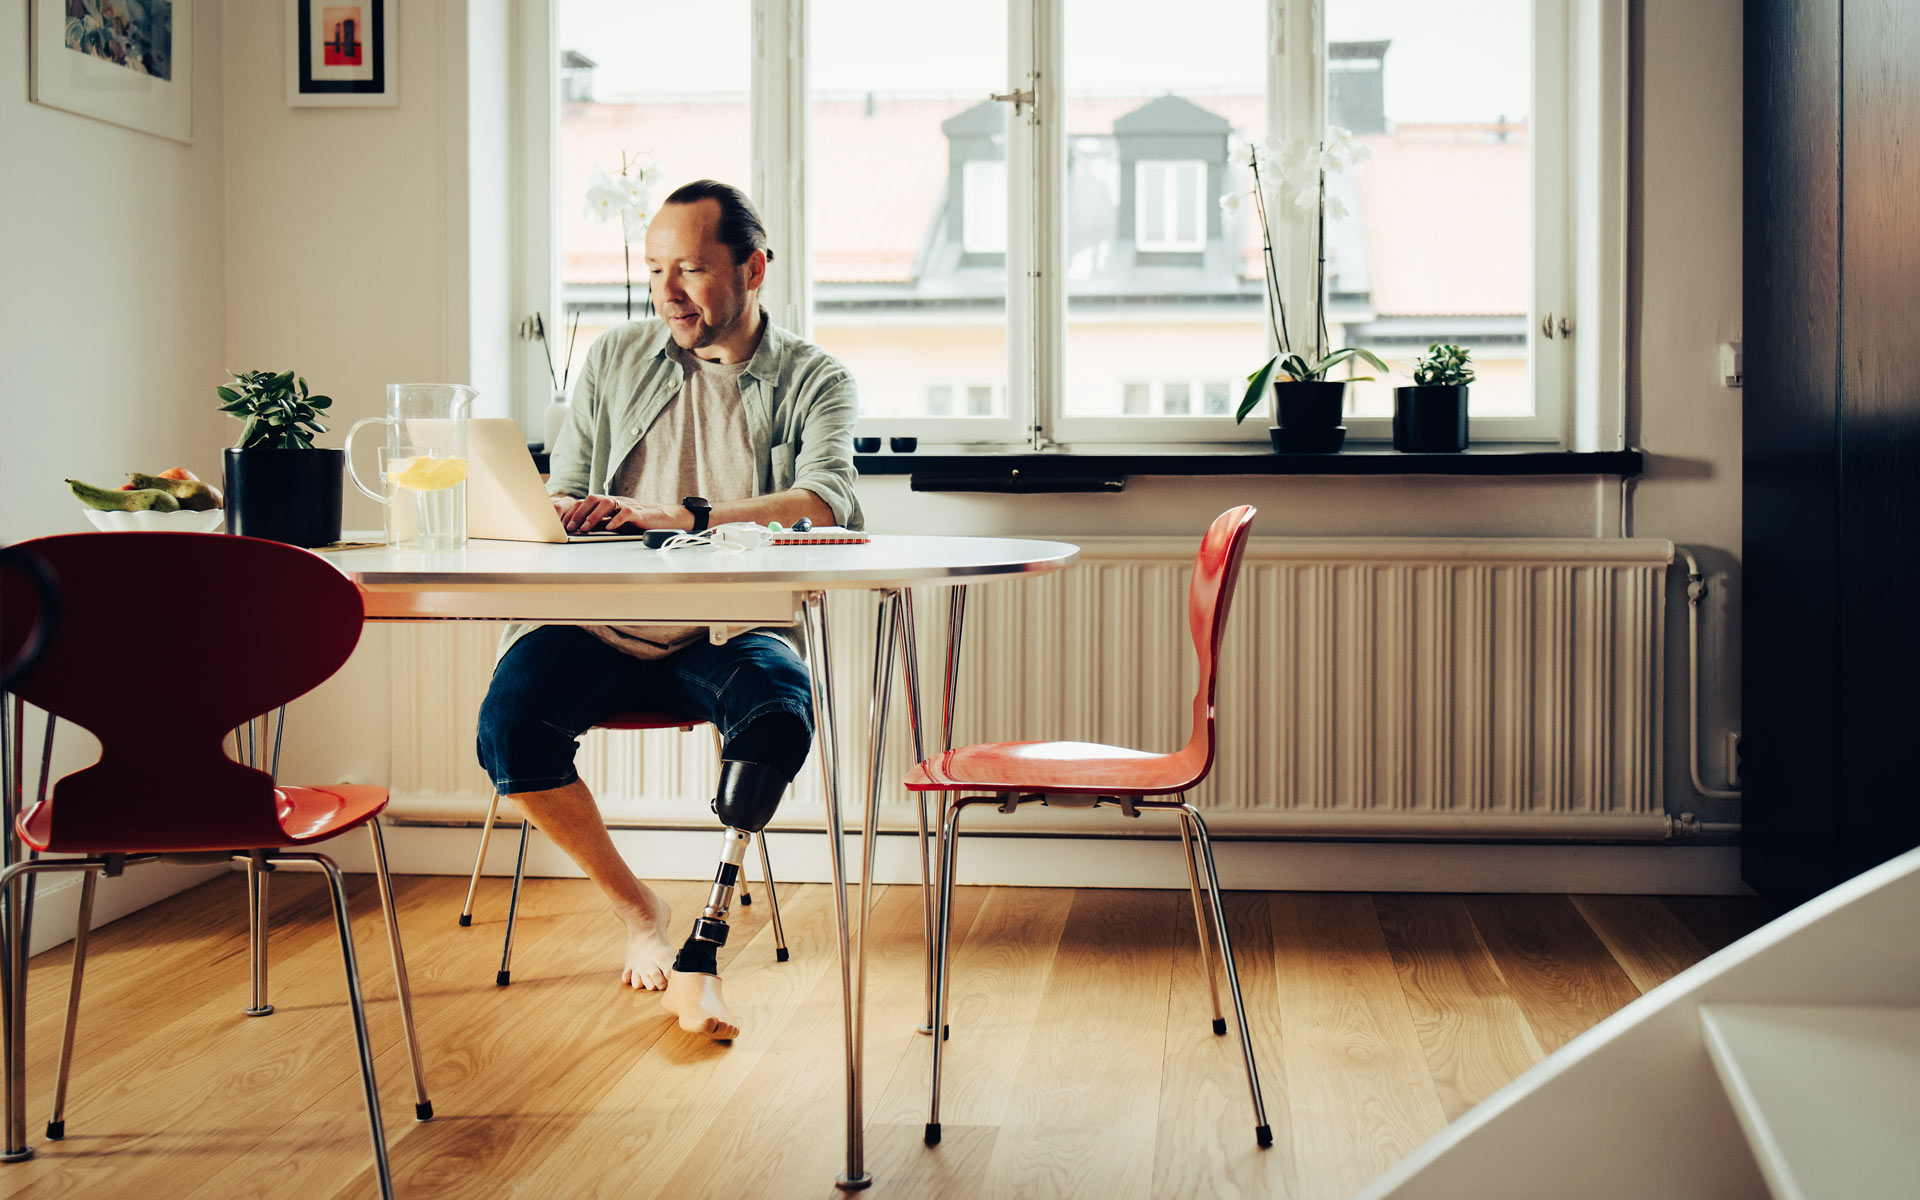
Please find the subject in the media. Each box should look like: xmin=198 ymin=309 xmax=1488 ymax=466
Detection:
xmin=460 ymin=417 xmax=650 ymax=543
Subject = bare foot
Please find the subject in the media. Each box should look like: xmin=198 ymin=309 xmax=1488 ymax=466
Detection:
xmin=616 ymin=885 xmax=677 ymax=991
xmin=661 ymin=970 xmax=739 ymax=1040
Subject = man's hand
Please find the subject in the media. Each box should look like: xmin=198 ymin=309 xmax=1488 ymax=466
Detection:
xmin=555 ymin=494 xmax=688 ymax=534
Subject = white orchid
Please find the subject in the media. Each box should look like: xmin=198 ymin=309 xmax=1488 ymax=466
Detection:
xmin=586 ymin=154 xmax=663 ymax=320
xmin=1231 ymin=124 xmax=1385 ymax=424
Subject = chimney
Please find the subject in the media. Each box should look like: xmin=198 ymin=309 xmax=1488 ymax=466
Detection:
xmin=1328 ymin=39 xmax=1390 ymax=134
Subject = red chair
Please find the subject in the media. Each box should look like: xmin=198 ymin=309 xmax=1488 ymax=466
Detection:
xmin=457 ymin=711 xmax=791 ymax=984
xmin=906 ymin=506 xmax=1270 ymax=1149
xmin=0 ymin=532 xmax=429 ymax=1195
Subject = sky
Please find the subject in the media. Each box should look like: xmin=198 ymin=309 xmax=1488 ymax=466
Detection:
xmin=560 ymin=0 xmax=1534 ymax=123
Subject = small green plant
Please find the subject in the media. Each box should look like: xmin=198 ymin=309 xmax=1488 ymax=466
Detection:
xmin=1411 ymin=343 xmax=1476 ymax=387
xmin=217 ymin=370 xmax=333 ymax=450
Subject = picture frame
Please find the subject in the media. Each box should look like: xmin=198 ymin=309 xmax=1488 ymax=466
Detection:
xmin=286 ymin=0 xmax=398 ymax=108
xmin=29 ymin=0 xmax=194 ymax=143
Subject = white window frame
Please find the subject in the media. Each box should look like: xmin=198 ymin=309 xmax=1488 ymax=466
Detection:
xmin=514 ymin=0 xmax=1625 ymax=453
xmin=1134 ymin=160 xmax=1208 ymax=253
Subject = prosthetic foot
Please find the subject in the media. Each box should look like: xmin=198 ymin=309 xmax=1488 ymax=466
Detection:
xmin=664 ymin=760 xmax=789 ymax=1040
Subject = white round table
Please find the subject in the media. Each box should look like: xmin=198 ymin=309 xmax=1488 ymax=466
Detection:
xmin=326 ymin=533 xmax=1080 ymax=1188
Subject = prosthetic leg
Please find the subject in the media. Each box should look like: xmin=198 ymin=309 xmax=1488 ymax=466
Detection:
xmin=663 ymin=760 xmax=789 ymax=1038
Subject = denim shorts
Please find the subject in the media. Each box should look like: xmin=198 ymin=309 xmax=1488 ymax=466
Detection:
xmin=475 ymin=625 xmax=815 ymax=795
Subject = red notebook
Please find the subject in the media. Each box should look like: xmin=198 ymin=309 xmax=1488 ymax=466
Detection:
xmin=771 ymin=526 xmax=870 ymax=546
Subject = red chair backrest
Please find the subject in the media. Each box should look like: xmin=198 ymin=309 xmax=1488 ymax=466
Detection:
xmin=1176 ymin=506 xmax=1257 ymax=784
xmin=0 ymin=533 xmax=366 ymax=852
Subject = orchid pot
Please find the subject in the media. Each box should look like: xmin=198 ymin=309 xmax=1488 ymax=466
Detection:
xmin=1269 ymin=381 xmax=1349 ymax=453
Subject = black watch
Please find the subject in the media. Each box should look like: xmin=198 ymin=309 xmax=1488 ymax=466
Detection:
xmin=682 ymin=496 xmax=711 ymax=533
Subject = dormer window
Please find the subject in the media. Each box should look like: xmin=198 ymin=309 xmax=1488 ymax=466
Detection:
xmin=963 ymin=159 xmax=1008 ymax=254
xmin=1134 ymin=160 xmax=1206 ymax=252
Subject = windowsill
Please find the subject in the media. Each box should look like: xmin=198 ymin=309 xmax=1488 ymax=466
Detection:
xmin=855 ymin=447 xmax=1644 ymax=492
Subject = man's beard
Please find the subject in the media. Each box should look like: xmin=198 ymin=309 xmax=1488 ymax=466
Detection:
xmin=669 ymin=295 xmax=746 ymax=350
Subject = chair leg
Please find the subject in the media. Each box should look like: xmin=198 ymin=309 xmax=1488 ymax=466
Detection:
xmin=277 ymin=853 xmax=395 ymax=1199
xmin=459 ymin=790 xmax=504 ymax=927
xmin=754 ymin=833 xmax=789 ymax=963
xmin=367 ymin=823 xmax=433 ymax=1121
xmin=45 ymin=869 xmax=98 ymax=1140
xmin=498 ymin=820 xmax=531 ymax=986
xmin=1179 ymin=804 xmax=1272 ymax=1148
xmin=1177 ymin=803 xmax=1226 ymax=1035
xmin=2 ymin=865 xmax=32 ymax=1162
xmin=926 ymin=797 xmax=980 ymax=1147
xmin=244 ymin=855 xmax=273 ymax=1017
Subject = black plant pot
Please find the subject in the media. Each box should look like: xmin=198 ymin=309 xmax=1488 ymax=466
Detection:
xmin=1392 ymin=385 xmax=1470 ymax=452
xmin=224 ymin=447 xmax=344 ymax=547
xmin=1269 ymin=380 xmax=1348 ymax=453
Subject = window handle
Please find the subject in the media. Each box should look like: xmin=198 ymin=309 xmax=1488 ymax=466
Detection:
xmin=989 ymin=88 xmax=1036 ymax=116
xmin=1540 ymin=313 xmax=1572 ymax=340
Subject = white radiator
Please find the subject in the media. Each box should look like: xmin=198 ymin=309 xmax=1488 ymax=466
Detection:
xmin=387 ymin=537 xmax=1675 ymax=840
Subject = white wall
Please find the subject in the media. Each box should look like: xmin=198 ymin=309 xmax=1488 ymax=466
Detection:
xmin=2 ymin=3 xmax=235 ymax=933
xmin=1 ymin=5 xmax=231 ymax=542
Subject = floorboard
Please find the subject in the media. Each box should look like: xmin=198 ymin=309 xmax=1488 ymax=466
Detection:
xmin=4 ymin=872 xmax=1764 ymax=1199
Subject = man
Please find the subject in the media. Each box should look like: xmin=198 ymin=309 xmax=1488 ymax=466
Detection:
xmin=476 ymin=180 xmax=861 ymax=1040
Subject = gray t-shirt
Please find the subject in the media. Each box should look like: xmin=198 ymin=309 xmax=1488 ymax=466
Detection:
xmin=586 ymin=341 xmax=758 ymax=659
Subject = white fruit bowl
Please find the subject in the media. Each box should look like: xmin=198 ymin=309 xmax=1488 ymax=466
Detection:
xmin=82 ymin=507 xmax=228 ymax=533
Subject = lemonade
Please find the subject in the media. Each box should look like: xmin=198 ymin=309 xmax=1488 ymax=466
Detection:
xmin=385 ymin=455 xmax=468 ymax=551
xmin=386 ymin=456 xmax=469 ymax=492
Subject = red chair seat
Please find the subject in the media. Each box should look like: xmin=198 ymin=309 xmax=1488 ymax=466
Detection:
xmin=905 ymin=740 xmax=1199 ymax=796
xmin=17 ymin=783 xmax=389 ymax=853
xmin=276 ymin=784 xmax=391 ymax=844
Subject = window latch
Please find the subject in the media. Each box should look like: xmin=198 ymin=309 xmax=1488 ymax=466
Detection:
xmin=989 ymin=88 xmax=1036 ymax=116
xmin=1540 ymin=313 xmax=1572 ymax=340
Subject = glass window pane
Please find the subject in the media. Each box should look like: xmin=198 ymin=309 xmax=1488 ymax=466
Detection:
xmin=1176 ymin=164 xmax=1201 ymax=245
xmin=1140 ymin=163 xmax=1167 ymax=244
xmin=1203 ymin=381 xmax=1231 ymax=414
xmin=926 ymin=384 xmax=954 ymax=415
xmin=1164 ymin=381 xmax=1193 ymax=414
xmin=810 ymin=1 xmax=1010 ymax=421
xmin=1122 ymin=382 xmax=1150 ymax=414
xmin=1063 ymin=0 xmax=1268 ymax=420
xmin=1325 ymin=0 xmax=1533 ymax=418
xmin=557 ymin=2 xmax=750 ymax=388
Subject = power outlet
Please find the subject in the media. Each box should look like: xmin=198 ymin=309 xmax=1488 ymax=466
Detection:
xmin=1727 ymin=730 xmax=1743 ymax=790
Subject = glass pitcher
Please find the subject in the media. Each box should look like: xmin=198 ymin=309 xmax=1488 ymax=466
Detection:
xmin=345 ymin=384 xmax=476 ymax=551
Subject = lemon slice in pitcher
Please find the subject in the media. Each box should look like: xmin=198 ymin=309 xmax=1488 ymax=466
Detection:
xmin=386 ymin=456 xmax=469 ymax=492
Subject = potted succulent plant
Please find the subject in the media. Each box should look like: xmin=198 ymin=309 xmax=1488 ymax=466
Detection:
xmin=1228 ymin=127 xmax=1389 ymax=452
xmin=1393 ymin=343 xmax=1475 ymax=452
xmin=218 ymin=369 xmax=343 ymax=546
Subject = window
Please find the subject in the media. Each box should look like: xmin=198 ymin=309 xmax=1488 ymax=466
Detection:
xmin=1134 ymin=161 xmax=1208 ymax=252
xmin=1121 ymin=379 xmax=1233 ymax=416
xmin=963 ymin=161 xmax=1009 ymax=254
xmin=524 ymin=1 xmax=1616 ymax=451
xmin=926 ymin=382 xmax=1004 ymax=417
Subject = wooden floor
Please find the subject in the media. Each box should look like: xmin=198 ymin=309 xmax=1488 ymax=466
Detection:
xmin=6 ymin=870 xmax=1774 ymax=1199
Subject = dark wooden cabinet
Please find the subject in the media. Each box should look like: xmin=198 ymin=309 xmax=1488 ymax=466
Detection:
xmin=1743 ymin=0 xmax=1920 ymax=907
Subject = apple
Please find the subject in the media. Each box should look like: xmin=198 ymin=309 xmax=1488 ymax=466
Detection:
xmin=158 ymin=467 xmax=200 ymax=482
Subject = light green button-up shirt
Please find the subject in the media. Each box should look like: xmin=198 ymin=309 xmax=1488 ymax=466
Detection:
xmin=498 ymin=313 xmax=864 ymax=662
xmin=547 ymin=314 xmax=864 ymax=528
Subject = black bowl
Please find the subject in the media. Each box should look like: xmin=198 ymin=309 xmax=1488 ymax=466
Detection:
xmin=889 ymin=436 xmax=918 ymax=453
xmin=853 ymin=437 xmax=881 ymax=454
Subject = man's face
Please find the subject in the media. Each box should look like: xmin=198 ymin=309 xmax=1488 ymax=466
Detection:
xmin=644 ymin=199 xmax=762 ymax=354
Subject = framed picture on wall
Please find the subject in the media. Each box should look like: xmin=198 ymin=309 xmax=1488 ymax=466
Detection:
xmin=286 ymin=0 xmax=398 ymax=107
xmin=28 ymin=0 xmax=195 ymax=143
